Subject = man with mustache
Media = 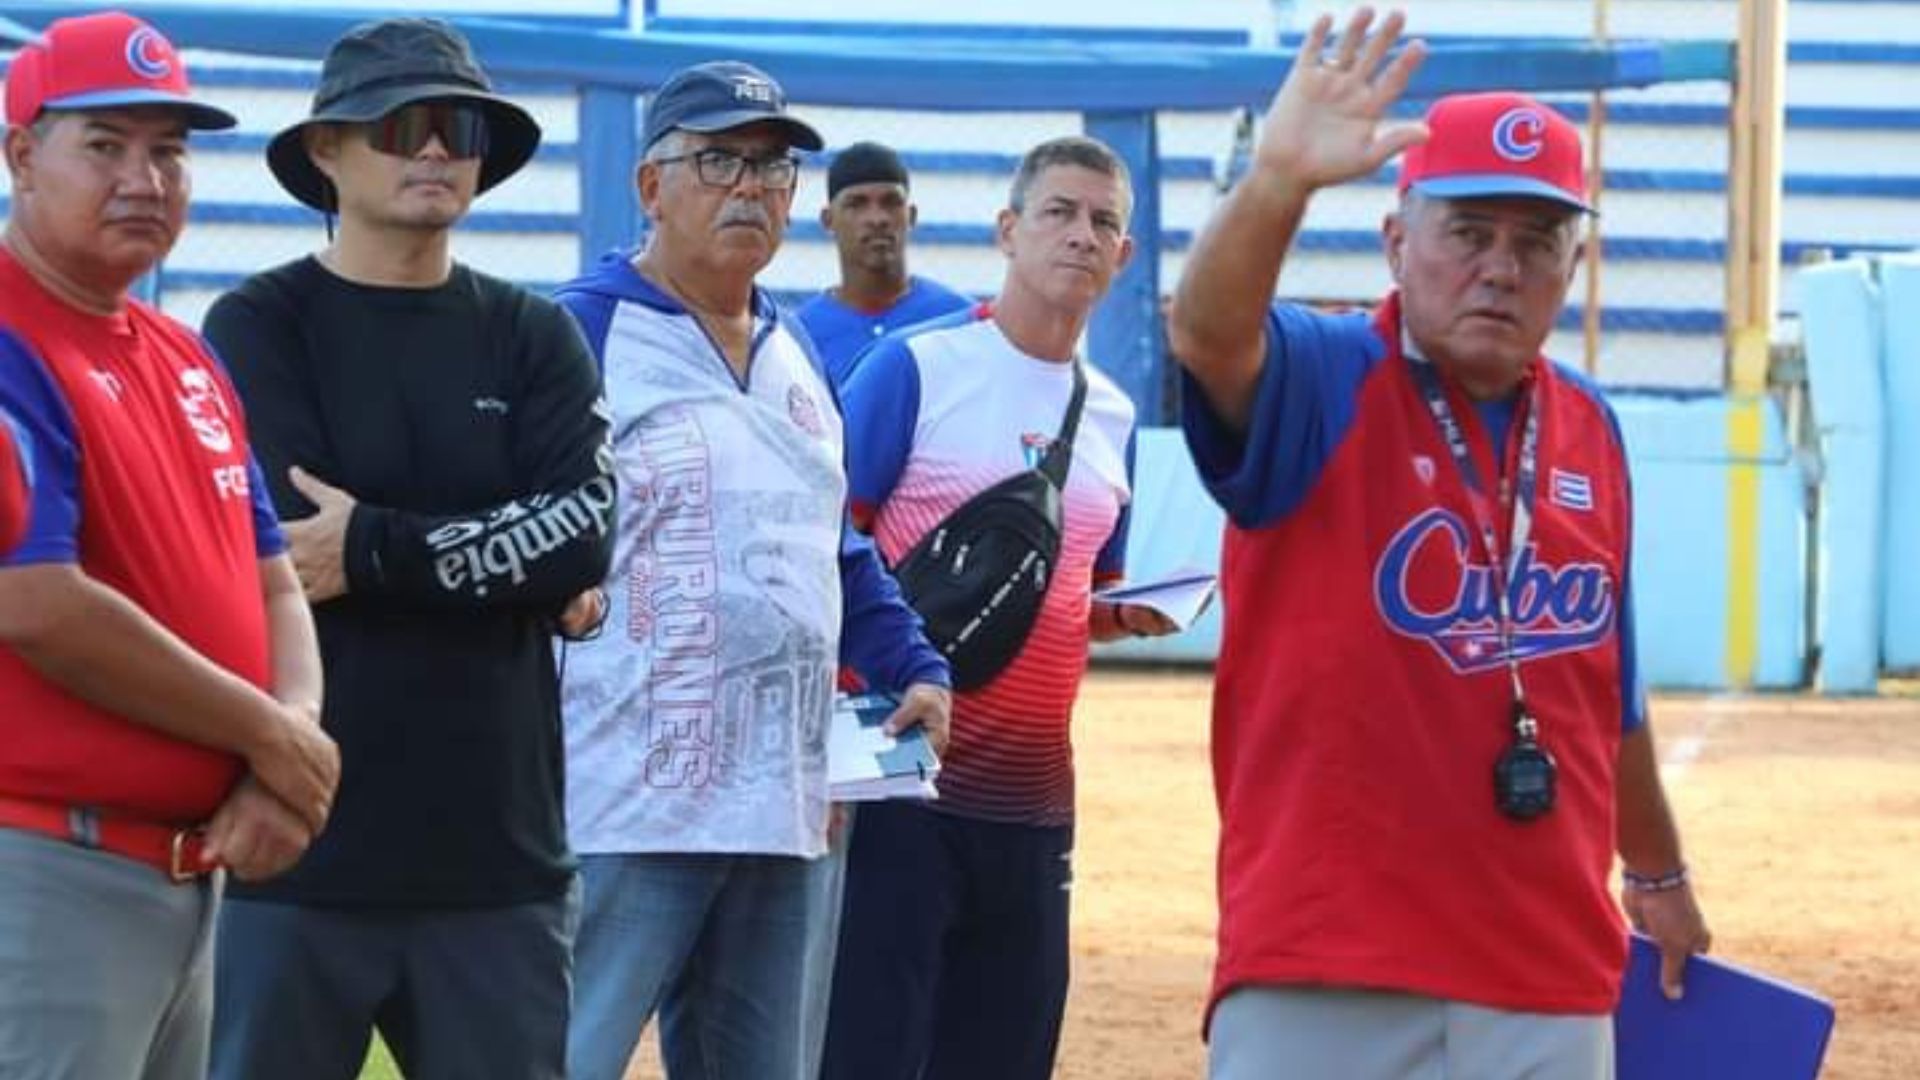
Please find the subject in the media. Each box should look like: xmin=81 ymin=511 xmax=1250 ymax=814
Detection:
xmin=796 ymin=141 xmax=971 ymax=386
xmin=0 ymin=12 xmax=336 ymax=1077
xmin=201 ymin=19 xmax=614 ymax=1080
xmin=552 ymin=61 xmax=952 ymax=1080
xmin=1167 ymin=10 xmax=1710 ymax=1078
xmin=820 ymin=135 xmax=1176 ymax=1080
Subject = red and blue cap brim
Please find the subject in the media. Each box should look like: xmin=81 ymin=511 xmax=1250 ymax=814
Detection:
xmin=39 ymin=86 xmax=236 ymax=131
xmin=1406 ymin=173 xmax=1594 ymax=215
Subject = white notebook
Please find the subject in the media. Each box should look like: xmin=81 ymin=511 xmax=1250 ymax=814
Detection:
xmin=1093 ymin=568 xmax=1219 ymax=630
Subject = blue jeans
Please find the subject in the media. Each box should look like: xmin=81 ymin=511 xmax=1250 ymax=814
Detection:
xmin=568 ymin=852 xmax=818 ymax=1080
xmin=799 ymin=807 xmax=855 ymax=1080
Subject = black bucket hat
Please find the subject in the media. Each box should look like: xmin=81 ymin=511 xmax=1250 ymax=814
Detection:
xmin=267 ymin=17 xmax=541 ymax=211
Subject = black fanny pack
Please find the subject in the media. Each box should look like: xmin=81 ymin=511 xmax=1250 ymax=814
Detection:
xmin=890 ymin=361 xmax=1086 ymax=691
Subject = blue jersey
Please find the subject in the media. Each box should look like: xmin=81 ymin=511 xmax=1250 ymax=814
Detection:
xmin=794 ymin=275 xmax=973 ymax=386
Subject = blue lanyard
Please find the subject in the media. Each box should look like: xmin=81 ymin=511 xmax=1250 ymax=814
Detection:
xmin=1405 ymin=345 xmax=1542 ymax=704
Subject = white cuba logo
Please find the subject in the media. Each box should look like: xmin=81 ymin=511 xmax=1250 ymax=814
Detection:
xmin=125 ymin=27 xmax=172 ymax=81
xmin=1491 ymin=107 xmax=1546 ymax=163
xmin=176 ymin=368 xmax=233 ymax=454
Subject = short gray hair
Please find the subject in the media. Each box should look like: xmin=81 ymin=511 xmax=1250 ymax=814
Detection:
xmin=1008 ymin=135 xmax=1131 ymax=216
xmin=643 ymin=129 xmax=693 ymax=164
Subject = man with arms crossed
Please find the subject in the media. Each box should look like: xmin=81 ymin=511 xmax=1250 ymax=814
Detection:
xmin=205 ymin=19 xmax=613 ymax=1080
xmin=0 ymin=12 xmax=336 ymax=1079
xmin=1168 ymin=10 xmax=1711 ymax=1079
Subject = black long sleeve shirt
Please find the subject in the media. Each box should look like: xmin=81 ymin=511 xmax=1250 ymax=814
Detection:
xmin=208 ymin=257 xmax=613 ymax=907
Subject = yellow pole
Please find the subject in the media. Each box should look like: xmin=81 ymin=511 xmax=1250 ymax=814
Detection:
xmin=1724 ymin=0 xmax=1788 ymax=688
xmin=1582 ymin=0 xmax=1610 ymax=376
xmin=1728 ymin=0 xmax=1787 ymax=394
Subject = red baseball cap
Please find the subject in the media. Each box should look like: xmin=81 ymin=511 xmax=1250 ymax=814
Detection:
xmin=5 ymin=11 xmax=235 ymax=131
xmin=1397 ymin=92 xmax=1590 ymax=214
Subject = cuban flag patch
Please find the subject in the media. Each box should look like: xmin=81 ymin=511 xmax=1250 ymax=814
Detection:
xmin=1550 ymin=468 xmax=1593 ymax=511
xmin=1020 ymin=432 xmax=1053 ymax=469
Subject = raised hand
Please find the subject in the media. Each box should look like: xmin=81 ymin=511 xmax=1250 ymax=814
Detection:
xmin=1252 ymin=7 xmax=1429 ymax=196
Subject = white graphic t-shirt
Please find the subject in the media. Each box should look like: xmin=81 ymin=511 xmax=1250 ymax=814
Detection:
xmin=560 ymin=280 xmax=847 ymax=858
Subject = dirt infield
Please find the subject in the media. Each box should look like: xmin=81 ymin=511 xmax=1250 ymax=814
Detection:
xmin=1062 ymin=672 xmax=1920 ymax=1080
xmin=621 ymin=671 xmax=1920 ymax=1079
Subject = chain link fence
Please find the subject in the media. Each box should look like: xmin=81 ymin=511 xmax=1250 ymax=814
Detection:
xmin=768 ymin=1 xmax=1760 ymax=391
xmin=22 ymin=1 xmax=1901 ymax=397
xmin=0 ymin=49 xmax=582 ymax=330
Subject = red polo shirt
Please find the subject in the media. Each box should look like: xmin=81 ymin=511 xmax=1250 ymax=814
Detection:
xmin=0 ymin=249 xmax=284 ymax=822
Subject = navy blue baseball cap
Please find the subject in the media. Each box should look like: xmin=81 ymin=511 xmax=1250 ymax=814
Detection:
xmin=642 ymin=61 xmax=823 ymax=153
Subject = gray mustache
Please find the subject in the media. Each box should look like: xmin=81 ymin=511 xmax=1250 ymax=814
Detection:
xmin=718 ymin=204 xmax=772 ymax=229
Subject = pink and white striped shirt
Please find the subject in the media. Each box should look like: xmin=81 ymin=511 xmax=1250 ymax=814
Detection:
xmin=840 ymin=309 xmax=1135 ymax=826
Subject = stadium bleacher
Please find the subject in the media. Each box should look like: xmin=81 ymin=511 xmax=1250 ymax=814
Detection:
xmin=2 ymin=0 xmax=1916 ymax=393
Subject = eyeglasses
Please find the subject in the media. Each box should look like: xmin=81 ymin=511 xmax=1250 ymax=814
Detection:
xmin=654 ymin=147 xmax=801 ymax=191
xmin=362 ymin=102 xmax=490 ymax=160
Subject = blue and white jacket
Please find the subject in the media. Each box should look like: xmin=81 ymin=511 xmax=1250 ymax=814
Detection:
xmin=554 ymin=250 xmax=948 ymax=858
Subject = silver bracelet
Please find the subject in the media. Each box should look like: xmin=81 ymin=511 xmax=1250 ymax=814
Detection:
xmin=1622 ymin=865 xmax=1690 ymax=893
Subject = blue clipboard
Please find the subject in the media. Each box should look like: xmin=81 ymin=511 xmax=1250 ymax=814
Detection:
xmin=1614 ymin=935 xmax=1835 ymax=1080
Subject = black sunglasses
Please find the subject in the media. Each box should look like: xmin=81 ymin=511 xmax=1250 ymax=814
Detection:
xmin=363 ymin=102 xmax=490 ymax=160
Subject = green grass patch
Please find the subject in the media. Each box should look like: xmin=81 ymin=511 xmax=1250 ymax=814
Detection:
xmin=358 ymin=1036 xmax=400 ymax=1080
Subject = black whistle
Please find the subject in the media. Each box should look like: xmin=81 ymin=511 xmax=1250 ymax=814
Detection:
xmin=1493 ymin=702 xmax=1557 ymax=822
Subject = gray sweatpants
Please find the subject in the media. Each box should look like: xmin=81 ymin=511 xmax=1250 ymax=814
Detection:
xmin=0 ymin=827 xmax=220 ymax=1080
xmin=1210 ymin=985 xmax=1612 ymax=1080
